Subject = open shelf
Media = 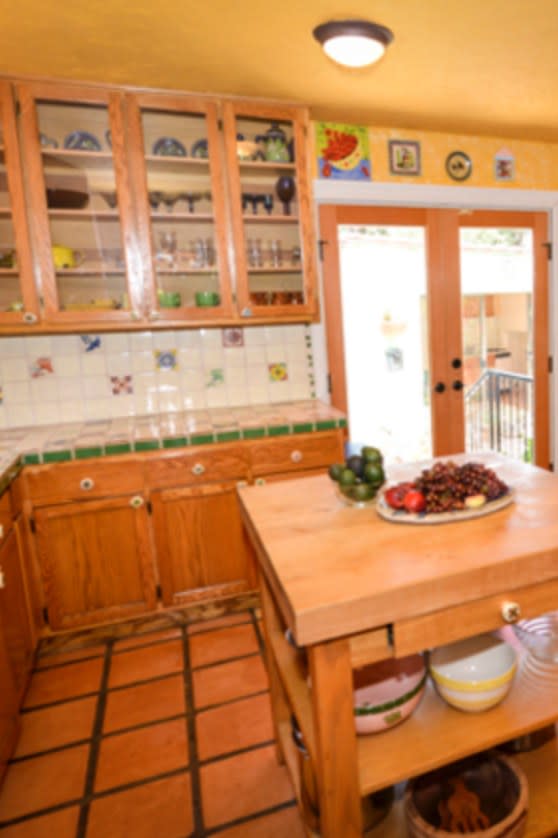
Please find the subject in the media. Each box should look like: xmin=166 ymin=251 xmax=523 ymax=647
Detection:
xmin=42 ymin=149 xmax=114 ymax=171
xmin=144 ymin=155 xmax=210 ymax=172
xmin=47 ymin=209 xmax=120 ymax=220
xmin=150 ymin=212 xmax=214 ymax=222
xmin=242 ymin=214 xmax=299 ymax=224
xmin=247 ymin=266 xmax=302 ymax=274
xmin=239 ymin=160 xmax=295 ymax=174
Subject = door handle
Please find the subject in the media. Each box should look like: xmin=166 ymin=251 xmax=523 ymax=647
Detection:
xmin=434 ymin=382 xmax=446 ymax=394
xmin=451 ymin=357 xmax=462 ymax=369
xmin=452 ymin=380 xmax=464 ymax=391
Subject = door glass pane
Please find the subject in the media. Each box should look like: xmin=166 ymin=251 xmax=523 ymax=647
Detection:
xmin=460 ymin=227 xmax=534 ymax=462
xmin=233 ymin=114 xmax=305 ymax=307
xmin=37 ymin=101 xmax=131 ymax=313
xmin=140 ymin=107 xmax=221 ymax=309
xmin=0 ymin=118 xmax=23 ymax=312
xmin=339 ymin=225 xmax=431 ymax=464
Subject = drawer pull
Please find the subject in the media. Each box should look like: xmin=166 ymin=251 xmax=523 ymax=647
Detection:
xmin=23 ymin=311 xmax=38 ymax=324
xmin=130 ymin=495 xmax=144 ymax=509
xmin=0 ymin=567 xmax=5 ymax=589
xmin=80 ymin=477 xmax=95 ymax=491
xmin=0 ymin=524 xmax=4 ymax=539
xmin=290 ymin=450 xmax=303 ymax=464
xmin=192 ymin=463 xmax=206 ymax=476
xmin=255 ymin=477 xmax=266 ymax=486
xmin=501 ymin=601 xmax=522 ymax=623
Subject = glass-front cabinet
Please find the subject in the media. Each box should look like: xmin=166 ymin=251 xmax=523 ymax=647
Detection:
xmin=0 ymin=82 xmax=39 ymax=326
xmin=17 ymin=82 xmax=141 ymax=326
xmin=222 ymin=101 xmax=318 ymax=320
xmin=125 ymin=93 xmax=233 ymax=322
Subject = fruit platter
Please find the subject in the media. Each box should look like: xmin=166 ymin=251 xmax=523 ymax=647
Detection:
xmin=328 ymin=446 xmax=385 ymax=507
xmin=377 ymin=460 xmax=513 ymax=525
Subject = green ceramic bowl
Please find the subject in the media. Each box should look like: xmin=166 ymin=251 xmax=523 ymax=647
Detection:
xmin=195 ymin=291 xmax=220 ymax=307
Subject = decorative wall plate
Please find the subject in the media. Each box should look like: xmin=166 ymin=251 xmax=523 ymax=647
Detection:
xmin=63 ymin=131 xmax=102 ymax=152
xmin=445 ymin=150 xmax=472 ymax=181
xmin=152 ymin=137 xmax=187 ymax=157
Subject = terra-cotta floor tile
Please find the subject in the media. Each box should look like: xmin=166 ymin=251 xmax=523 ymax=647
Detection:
xmin=108 ymin=640 xmax=183 ymax=688
xmin=0 ymin=744 xmax=88 ymax=821
xmin=189 ymin=622 xmax=259 ymax=668
xmin=0 ymin=805 xmax=80 ymax=838
xmin=193 ymin=655 xmax=268 ymax=709
xmin=103 ymin=674 xmax=186 ymax=733
xmin=35 ymin=645 xmax=106 ymax=670
xmin=86 ymin=772 xmax=193 ymax=838
xmin=196 ymin=693 xmax=274 ymax=760
xmin=215 ymin=806 xmax=307 ymax=838
xmin=113 ymin=628 xmax=182 ymax=651
xmin=187 ymin=612 xmax=251 ymax=635
xmin=200 ymin=744 xmax=295 ymax=828
xmin=15 ymin=696 xmax=96 ymax=757
xmin=94 ymin=718 xmax=188 ymax=792
xmin=23 ymin=658 xmax=104 ymax=708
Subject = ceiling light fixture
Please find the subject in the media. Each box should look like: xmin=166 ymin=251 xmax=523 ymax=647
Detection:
xmin=312 ymin=19 xmax=394 ymax=68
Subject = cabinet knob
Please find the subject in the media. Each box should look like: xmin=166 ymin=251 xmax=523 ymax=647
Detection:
xmin=192 ymin=463 xmax=206 ymax=476
xmin=241 ymin=307 xmax=253 ymax=317
xmin=0 ymin=567 xmax=5 ymax=589
xmin=236 ymin=480 xmax=248 ymax=489
xmin=129 ymin=495 xmax=144 ymax=509
xmin=290 ymin=450 xmax=303 ymax=463
xmin=23 ymin=311 xmax=38 ymax=324
xmin=255 ymin=477 xmax=266 ymax=486
xmin=501 ymin=601 xmax=522 ymax=623
xmin=80 ymin=477 xmax=95 ymax=491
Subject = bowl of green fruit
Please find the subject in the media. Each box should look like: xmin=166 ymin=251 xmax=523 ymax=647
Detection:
xmin=329 ymin=446 xmax=385 ymax=507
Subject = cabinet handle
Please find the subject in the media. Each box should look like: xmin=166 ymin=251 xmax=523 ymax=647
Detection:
xmin=79 ymin=477 xmax=95 ymax=491
xmin=23 ymin=311 xmax=38 ymax=324
xmin=255 ymin=477 xmax=266 ymax=486
xmin=130 ymin=495 xmax=144 ymax=509
xmin=192 ymin=463 xmax=206 ymax=476
xmin=501 ymin=601 xmax=522 ymax=623
xmin=290 ymin=450 xmax=303 ymax=464
xmin=0 ymin=567 xmax=5 ymax=589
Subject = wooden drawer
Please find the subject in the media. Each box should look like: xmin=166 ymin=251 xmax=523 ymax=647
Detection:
xmin=0 ymin=490 xmax=13 ymax=540
xmin=145 ymin=444 xmax=250 ymax=489
xmin=392 ymin=576 xmax=558 ymax=656
xmin=24 ymin=459 xmax=145 ymax=505
xmin=250 ymin=431 xmax=343 ymax=477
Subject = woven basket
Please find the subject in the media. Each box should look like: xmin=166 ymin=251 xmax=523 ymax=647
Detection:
xmin=405 ymin=752 xmax=528 ymax=838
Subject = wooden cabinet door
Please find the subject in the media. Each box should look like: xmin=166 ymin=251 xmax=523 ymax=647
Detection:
xmin=0 ymin=81 xmax=39 ymax=328
xmin=151 ymin=481 xmax=256 ymax=607
xmin=0 ymin=622 xmax=19 ymax=787
xmin=222 ymin=100 xmax=319 ymax=322
xmin=34 ymin=495 xmax=157 ymax=630
xmin=0 ymin=526 xmax=34 ymax=701
xmin=17 ymin=81 xmax=143 ymax=328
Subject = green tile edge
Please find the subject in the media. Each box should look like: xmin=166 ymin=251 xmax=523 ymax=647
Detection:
xmin=43 ymin=450 xmax=72 ymax=463
xmin=268 ymin=425 xmax=290 ymax=436
xmin=293 ymin=422 xmax=314 ymax=434
xmin=162 ymin=437 xmax=188 ymax=449
xmin=216 ymin=431 xmax=241 ymax=442
xmin=23 ymin=453 xmax=40 ymax=465
xmin=105 ymin=443 xmax=132 ymax=456
xmin=134 ymin=440 xmax=160 ymax=452
xmin=241 ymin=428 xmax=265 ymax=439
xmin=190 ymin=433 xmax=214 ymax=446
xmin=316 ymin=420 xmax=336 ymax=431
xmin=338 ymin=418 xmax=348 ymax=428
xmin=75 ymin=447 xmax=103 ymax=460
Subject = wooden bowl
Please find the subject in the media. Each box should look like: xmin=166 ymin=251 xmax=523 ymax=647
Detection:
xmin=405 ymin=751 xmax=528 ymax=838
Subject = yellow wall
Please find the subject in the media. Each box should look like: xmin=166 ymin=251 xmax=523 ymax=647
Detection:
xmin=312 ymin=122 xmax=558 ymax=190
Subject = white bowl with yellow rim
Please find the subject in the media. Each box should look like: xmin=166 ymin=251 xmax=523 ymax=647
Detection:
xmin=430 ymin=633 xmax=517 ymax=712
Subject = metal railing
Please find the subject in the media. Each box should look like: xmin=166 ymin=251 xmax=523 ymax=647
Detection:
xmin=465 ymin=369 xmax=533 ymax=462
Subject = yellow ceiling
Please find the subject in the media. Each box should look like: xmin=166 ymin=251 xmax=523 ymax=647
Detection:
xmin=3 ymin=0 xmax=558 ymax=141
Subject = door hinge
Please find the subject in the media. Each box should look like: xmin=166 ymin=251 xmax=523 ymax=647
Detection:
xmin=42 ymin=607 xmax=49 ymax=625
xmin=156 ymin=583 xmax=162 ymax=599
xmin=549 ymin=356 xmax=554 ymax=374
xmin=317 ymin=239 xmax=328 ymax=261
xmin=543 ymin=241 xmax=553 ymax=260
xmin=217 ymin=118 xmax=223 ymax=131
xmin=146 ymin=500 xmax=152 ymax=515
xmin=29 ymin=517 xmax=36 ymax=534
xmin=15 ymin=99 xmax=21 ymax=116
xmin=550 ymin=462 xmax=555 ymax=472
xmin=327 ymin=373 xmax=332 ymax=394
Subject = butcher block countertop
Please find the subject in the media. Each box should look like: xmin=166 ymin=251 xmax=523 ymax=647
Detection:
xmin=238 ymin=452 xmax=558 ymax=646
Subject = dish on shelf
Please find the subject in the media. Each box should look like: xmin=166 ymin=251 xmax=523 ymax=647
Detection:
xmin=191 ymin=138 xmax=209 ymax=158
xmin=152 ymin=137 xmax=187 ymax=157
xmin=404 ymin=751 xmax=528 ymax=837
xmin=512 ymin=611 xmax=558 ymax=663
xmin=98 ymin=191 xmax=118 ymax=209
xmin=39 ymin=133 xmax=58 ymax=149
xmin=63 ymin=131 xmax=102 ymax=152
xmin=46 ymin=189 xmax=89 ymax=210
xmin=353 ymin=653 xmax=426 ymax=734
xmin=429 ymin=633 xmax=517 ymax=712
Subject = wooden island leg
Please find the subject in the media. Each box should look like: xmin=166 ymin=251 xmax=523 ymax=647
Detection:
xmin=309 ymin=639 xmax=362 ymax=838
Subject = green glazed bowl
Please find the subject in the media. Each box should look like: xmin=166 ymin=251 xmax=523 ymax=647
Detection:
xmin=195 ymin=291 xmax=220 ymax=307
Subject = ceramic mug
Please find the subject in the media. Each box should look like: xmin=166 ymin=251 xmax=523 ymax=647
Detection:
xmin=52 ymin=244 xmax=84 ymax=269
xmin=157 ymin=290 xmax=182 ymax=308
xmin=195 ymin=291 xmax=220 ymax=307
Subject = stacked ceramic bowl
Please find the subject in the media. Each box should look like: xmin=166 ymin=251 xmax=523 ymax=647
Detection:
xmin=512 ymin=611 xmax=558 ymax=663
xmin=353 ymin=653 xmax=427 ymax=734
xmin=429 ymin=633 xmax=517 ymax=712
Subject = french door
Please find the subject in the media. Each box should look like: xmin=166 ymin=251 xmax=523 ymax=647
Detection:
xmin=319 ymin=205 xmax=550 ymax=468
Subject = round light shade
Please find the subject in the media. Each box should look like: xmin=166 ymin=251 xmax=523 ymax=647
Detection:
xmin=313 ymin=20 xmax=394 ymax=68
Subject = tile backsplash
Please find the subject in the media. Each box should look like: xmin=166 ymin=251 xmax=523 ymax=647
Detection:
xmin=0 ymin=325 xmax=316 ymax=428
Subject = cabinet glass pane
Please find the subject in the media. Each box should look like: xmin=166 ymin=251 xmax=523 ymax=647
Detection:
xmin=0 ymin=124 xmax=23 ymax=313
xmin=235 ymin=115 xmax=304 ymax=307
xmin=141 ymin=108 xmax=221 ymax=310
xmin=36 ymin=101 xmax=131 ymax=313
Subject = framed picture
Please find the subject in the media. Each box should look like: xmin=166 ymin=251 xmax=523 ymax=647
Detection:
xmin=316 ymin=122 xmax=371 ymax=181
xmin=388 ymin=140 xmax=421 ymax=176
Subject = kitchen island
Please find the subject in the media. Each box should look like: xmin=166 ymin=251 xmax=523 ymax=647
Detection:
xmin=238 ymin=453 xmax=558 ymax=837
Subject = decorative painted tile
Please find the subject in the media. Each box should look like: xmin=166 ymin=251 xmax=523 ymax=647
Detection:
xmin=154 ymin=350 xmax=177 ymax=371
xmin=80 ymin=335 xmax=102 ymax=353
xmin=30 ymin=357 xmax=54 ymax=378
xmin=110 ymin=375 xmax=133 ymax=395
xmin=268 ymin=363 xmax=288 ymax=383
xmin=206 ymin=368 xmax=225 ymax=388
xmin=222 ymin=328 xmax=244 ymax=348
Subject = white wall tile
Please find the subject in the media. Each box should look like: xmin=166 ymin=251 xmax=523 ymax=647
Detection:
xmin=81 ymin=354 xmax=107 ymax=376
xmin=2 ymin=359 xmax=29 ymax=381
xmin=153 ymin=331 xmax=177 ymax=350
xmin=6 ymin=404 xmax=34 ymax=426
xmin=0 ymin=338 xmax=25 ymax=359
xmin=223 ymin=347 xmax=247 ymax=367
xmin=103 ymin=333 xmax=130 ymax=353
xmin=30 ymin=377 xmax=59 ymax=402
xmin=3 ymin=380 xmax=31 ymax=403
xmin=56 ymin=356 xmax=81 ymax=377
xmin=24 ymin=336 xmax=52 ymax=358
xmin=51 ymin=336 xmax=77 ymax=356
xmin=106 ymin=353 xmax=132 ymax=376
xmin=84 ymin=377 xmax=111 ymax=399
xmin=182 ymin=391 xmax=207 ymax=410
xmin=58 ymin=378 xmax=83 ymax=400
xmin=206 ymin=388 xmax=229 ymax=408
xmin=83 ymin=398 xmax=113 ymax=421
xmin=34 ymin=403 xmax=61 ymax=424
xmin=130 ymin=332 xmax=153 ymax=352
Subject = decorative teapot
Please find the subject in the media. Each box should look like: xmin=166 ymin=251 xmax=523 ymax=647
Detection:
xmin=255 ymin=123 xmax=290 ymax=163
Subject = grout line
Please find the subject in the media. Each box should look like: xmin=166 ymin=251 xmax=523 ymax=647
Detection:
xmin=181 ymin=625 xmax=205 ymax=836
xmin=9 ymin=738 xmax=92 ymax=764
xmin=0 ymin=798 xmax=83 ymax=830
xmin=250 ymin=607 xmax=267 ymax=655
xmin=75 ymin=641 xmax=113 ymax=838
xmin=21 ymin=690 xmax=101 ymax=714
xmin=199 ymin=738 xmax=276 ymax=767
xmin=205 ymin=799 xmax=298 ymax=836
xmin=33 ymin=652 xmax=107 ymax=671
xmin=190 ymin=650 xmax=261 ymax=672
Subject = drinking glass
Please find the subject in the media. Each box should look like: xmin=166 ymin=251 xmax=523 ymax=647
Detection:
xmin=247 ymin=238 xmax=263 ymax=268
xmin=269 ymin=240 xmax=283 ymax=267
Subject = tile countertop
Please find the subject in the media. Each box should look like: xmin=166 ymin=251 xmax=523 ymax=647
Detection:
xmin=0 ymin=401 xmax=347 ymax=479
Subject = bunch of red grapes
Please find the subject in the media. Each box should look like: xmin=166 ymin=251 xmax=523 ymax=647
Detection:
xmin=414 ymin=461 xmax=509 ymax=513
